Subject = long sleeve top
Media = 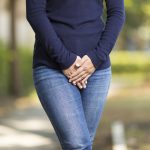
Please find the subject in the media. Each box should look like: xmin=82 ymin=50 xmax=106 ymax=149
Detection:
xmin=26 ymin=0 xmax=125 ymax=70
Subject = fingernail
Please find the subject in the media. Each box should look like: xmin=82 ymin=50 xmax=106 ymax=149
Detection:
xmin=69 ymin=80 xmax=71 ymax=82
xmin=84 ymin=85 xmax=86 ymax=88
xmin=80 ymin=86 xmax=82 ymax=89
xmin=76 ymin=63 xmax=80 ymax=67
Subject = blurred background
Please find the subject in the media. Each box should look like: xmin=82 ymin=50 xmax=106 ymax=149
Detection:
xmin=0 ymin=0 xmax=150 ymax=150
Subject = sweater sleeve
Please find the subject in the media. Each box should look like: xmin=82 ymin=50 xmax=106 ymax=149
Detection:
xmin=26 ymin=0 xmax=77 ymax=70
xmin=86 ymin=0 xmax=125 ymax=69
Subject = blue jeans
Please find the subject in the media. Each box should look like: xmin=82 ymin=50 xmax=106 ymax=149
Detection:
xmin=32 ymin=65 xmax=112 ymax=150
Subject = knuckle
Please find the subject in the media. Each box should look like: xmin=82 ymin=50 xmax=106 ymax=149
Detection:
xmin=80 ymin=67 xmax=84 ymax=71
xmin=77 ymin=78 xmax=81 ymax=82
xmin=82 ymin=79 xmax=85 ymax=83
xmin=83 ymin=66 xmax=88 ymax=70
xmin=81 ymin=66 xmax=85 ymax=71
xmin=86 ymin=69 xmax=90 ymax=74
xmin=79 ymin=77 xmax=83 ymax=81
xmin=81 ymin=76 xmax=84 ymax=80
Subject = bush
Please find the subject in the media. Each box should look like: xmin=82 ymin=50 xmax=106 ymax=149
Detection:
xmin=0 ymin=45 xmax=150 ymax=96
xmin=110 ymin=50 xmax=150 ymax=74
xmin=0 ymin=43 xmax=33 ymax=96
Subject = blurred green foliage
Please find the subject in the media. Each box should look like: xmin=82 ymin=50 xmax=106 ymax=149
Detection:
xmin=0 ymin=43 xmax=150 ymax=96
xmin=125 ymin=0 xmax=150 ymax=28
xmin=0 ymin=43 xmax=34 ymax=96
xmin=116 ymin=0 xmax=150 ymax=50
xmin=110 ymin=50 xmax=150 ymax=73
xmin=0 ymin=43 xmax=10 ymax=96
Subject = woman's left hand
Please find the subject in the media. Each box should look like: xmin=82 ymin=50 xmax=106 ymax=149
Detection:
xmin=62 ymin=55 xmax=88 ymax=89
xmin=68 ymin=55 xmax=96 ymax=84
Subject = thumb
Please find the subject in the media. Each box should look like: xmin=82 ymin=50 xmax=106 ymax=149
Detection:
xmin=75 ymin=56 xmax=86 ymax=67
xmin=75 ymin=63 xmax=80 ymax=67
xmin=75 ymin=56 xmax=81 ymax=67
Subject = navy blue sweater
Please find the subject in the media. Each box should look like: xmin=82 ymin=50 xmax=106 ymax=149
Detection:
xmin=26 ymin=0 xmax=125 ymax=70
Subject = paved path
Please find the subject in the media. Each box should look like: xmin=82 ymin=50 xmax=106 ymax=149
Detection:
xmin=0 ymin=105 xmax=61 ymax=150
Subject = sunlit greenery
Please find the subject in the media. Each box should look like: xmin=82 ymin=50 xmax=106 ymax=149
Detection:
xmin=1 ymin=42 xmax=150 ymax=96
xmin=110 ymin=50 xmax=150 ymax=73
xmin=125 ymin=0 xmax=150 ymax=27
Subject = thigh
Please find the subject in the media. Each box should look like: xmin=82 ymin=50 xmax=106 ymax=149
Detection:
xmin=32 ymin=65 xmax=91 ymax=149
xmin=80 ymin=66 xmax=112 ymax=142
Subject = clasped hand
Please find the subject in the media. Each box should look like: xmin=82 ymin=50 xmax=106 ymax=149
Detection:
xmin=62 ymin=55 xmax=96 ymax=89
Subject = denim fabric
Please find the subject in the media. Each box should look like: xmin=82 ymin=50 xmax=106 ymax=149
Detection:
xmin=32 ymin=65 xmax=112 ymax=150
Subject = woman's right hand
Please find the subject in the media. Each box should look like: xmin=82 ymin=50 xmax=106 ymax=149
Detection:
xmin=62 ymin=56 xmax=88 ymax=89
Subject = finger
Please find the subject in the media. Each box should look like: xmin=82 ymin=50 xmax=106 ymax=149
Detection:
xmin=63 ymin=69 xmax=73 ymax=78
xmin=69 ymin=70 xmax=86 ymax=82
xmin=70 ymin=59 xmax=87 ymax=78
xmin=68 ymin=70 xmax=73 ymax=76
xmin=69 ymin=66 xmax=85 ymax=79
xmin=72 ymin=73 xmax=88 ymax=84
xmin=81 ymin=74 xmax=91 ymax=84
xmin=75 ymin=57 xmax=86 ymax=68
xmin=76 ymin=73 xmax=90 ymax=89
xmin=79 ymin=80 xmax=86 ymax=89
xmin=80 ymin=75 xmax=91 ymax=87
xmin=76 ymin=82 xmax=83 ymax=89
xmin=63 ymin=71 xmax=70 ymax=79
xmin=75 ymin=63 xmax=80 ymax=68
xmin=79 ymin=74 xmax=91 ymax=88
xmin=75 ymin=60 xmax=81 ymax=68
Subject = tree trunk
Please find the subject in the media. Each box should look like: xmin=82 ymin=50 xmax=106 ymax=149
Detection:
xmin=9 ymin=0 xmax=22 ymax=97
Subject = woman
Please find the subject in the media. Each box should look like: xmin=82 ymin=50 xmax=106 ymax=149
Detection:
xmin=26 ymin=0 xmax=125 ymax=149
